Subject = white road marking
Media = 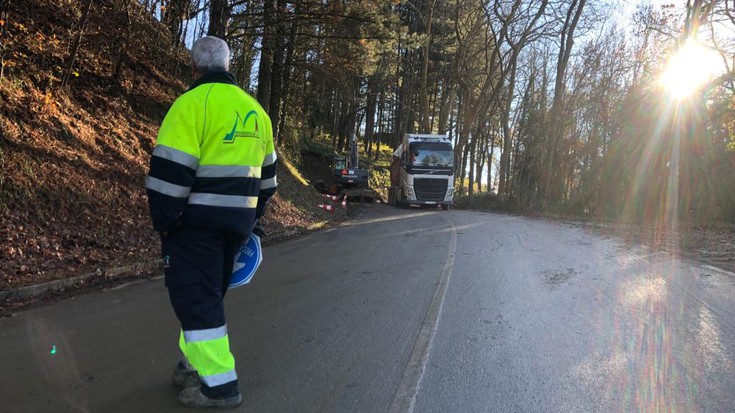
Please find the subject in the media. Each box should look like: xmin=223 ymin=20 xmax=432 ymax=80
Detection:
xmin=388 ymin=216 xmax=457 ymax=413
xmin=702 ymin=265 xmax=735 ymax=278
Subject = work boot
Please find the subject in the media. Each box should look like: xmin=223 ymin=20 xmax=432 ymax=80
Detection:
xmin=178 ymin=387 xmax=243 ymax=409
xmin=172 ymin=361 xmax=200 ymax=388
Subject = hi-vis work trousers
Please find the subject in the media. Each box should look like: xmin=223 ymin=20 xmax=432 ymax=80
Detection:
xmin=161 ymin=225 xmax=243 ymax=398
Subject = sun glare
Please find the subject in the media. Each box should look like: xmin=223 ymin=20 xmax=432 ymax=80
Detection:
xmin=659 ymin=41 xmax=721 ymax=100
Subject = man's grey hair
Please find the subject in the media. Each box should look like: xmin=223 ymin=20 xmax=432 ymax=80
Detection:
xmin=191 ymin=36 xmax=230 ymax=73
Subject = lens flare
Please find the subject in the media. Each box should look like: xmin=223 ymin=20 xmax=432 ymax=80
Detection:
xmin=659 ymin=40 xmax=721 ymax=100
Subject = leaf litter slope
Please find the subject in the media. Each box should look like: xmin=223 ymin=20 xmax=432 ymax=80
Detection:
xmin=0 ymin=0 xmax=344 ymax=296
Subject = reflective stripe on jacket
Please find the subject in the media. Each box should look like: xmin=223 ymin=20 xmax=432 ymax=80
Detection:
xmin=146 ymin=71 xmax=277 ymax=235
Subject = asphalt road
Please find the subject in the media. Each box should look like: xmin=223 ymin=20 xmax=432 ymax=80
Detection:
xmin=2 ymin=206 xmax=735 ymax=412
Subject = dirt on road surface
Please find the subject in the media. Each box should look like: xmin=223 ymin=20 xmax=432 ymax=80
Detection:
xmin=566 ymin=220 xmax=735 ymax=275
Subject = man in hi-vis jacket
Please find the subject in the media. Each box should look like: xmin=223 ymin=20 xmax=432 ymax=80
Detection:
xmin=145 ymin=36 xmax=277 ymax=409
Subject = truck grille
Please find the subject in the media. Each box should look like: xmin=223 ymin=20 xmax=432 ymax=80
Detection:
xmin=414 ymin=178 xmax=447 ymax=201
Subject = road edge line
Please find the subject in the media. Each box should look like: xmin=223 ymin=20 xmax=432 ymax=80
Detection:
xmin=0 ymin=259 xmax=161 ymax=303
xmin=387 ymin=217 xmax=457 ymax=413
xmin=702 ymin=264 xmax=735 ymax=278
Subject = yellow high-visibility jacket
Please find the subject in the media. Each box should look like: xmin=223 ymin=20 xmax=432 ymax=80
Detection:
xmin=146 ymin=72 xmax=277 ymax=235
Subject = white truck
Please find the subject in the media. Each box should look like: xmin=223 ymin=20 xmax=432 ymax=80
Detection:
xmin=388 ymin=134 xmax=454 ymax=210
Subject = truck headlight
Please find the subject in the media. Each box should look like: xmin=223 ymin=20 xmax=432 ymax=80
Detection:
xmin=445 ymin=188 xmax=454 ymax=201
xmin=406 ymin=186 xmax=416 ymax=200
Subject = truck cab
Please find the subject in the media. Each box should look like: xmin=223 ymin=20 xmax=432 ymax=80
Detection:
xmin=389 ymin=134 xmax=454 ymax=210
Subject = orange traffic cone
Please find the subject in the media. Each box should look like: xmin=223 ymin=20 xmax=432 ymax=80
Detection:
xmin=318 ymin=204 xmax=335 ymax=213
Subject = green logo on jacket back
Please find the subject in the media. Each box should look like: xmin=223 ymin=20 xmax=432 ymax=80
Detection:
xmin=223 ymin=110 xmax=259 ymax=143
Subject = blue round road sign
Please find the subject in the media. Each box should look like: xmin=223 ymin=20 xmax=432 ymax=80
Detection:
xmin=230 ymin=233 xmax=263 ymax=288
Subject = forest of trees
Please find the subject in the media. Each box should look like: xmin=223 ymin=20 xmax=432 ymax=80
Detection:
xmin=7 ymin=0 xmax=735 ymax=223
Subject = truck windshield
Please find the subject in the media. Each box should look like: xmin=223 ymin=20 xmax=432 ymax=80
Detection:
xmin=408 ymin=143 xmax=453 ymax=168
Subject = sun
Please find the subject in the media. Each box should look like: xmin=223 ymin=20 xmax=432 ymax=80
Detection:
xmin=659 ymin=40 xmax=722 ymax=100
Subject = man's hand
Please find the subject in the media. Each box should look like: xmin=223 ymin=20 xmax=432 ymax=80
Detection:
xmin=252 ymin=220 xmax=267 ymax=238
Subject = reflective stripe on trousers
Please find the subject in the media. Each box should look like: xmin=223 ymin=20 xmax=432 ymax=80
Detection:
xmin=179 ymin=328 xmax=238 ymax=387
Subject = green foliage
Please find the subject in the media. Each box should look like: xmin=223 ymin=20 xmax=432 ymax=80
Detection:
xmin=304 ymin=136 xmax=337 ymax=159
xmin=369 ymin=166 xmax=390 ymax=199
xmin=367 ymin=140 xmax=392 ymax=196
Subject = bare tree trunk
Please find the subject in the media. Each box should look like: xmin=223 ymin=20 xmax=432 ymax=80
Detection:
xmin=152 ymin=1 xmax=165 ymax=65
xmin=487 ymin=130 xmax=496 ymax=192
xmin=476 ymin=125 xmax=487 ymax=193
xmin=455 ymin=90 xmax=466 ymax=194
xmin=257 ymin=0 xmax=275 ymax=110
xmin=469 ymin=99 xmax=491 ymax=196
xmin=277 ymin=12 xmax=298 ymax=146
xmin=437 ymin=73 xmax=455 ymax=133
xmin=454 ymin=54 xmax=503 ymax=195
xmin=208 ymin=0 xmax=229 ymax=38
xmin=374 ymin=89 xmax=385 ymax=159
xmin=493 ymin=0 xmax=549 ymax=198
xmin=196 ymin=2 xmax=207 ymax=39
xmin=510 ymin=122 xmax=524 ymax=202
xmin=460 ymin=128 xmax=471 ymax=195
xmin=232 ymin=30 xmax=256 ymax=91
xmin=0 ymin=0 xmax=9 ymax=38
xmin=498 ymin=61 xmax=517 ymax=198
xmin=330 ymin=91 xmax=339 ymax=147
xmin=0 ymin=0 xmax=8 ymax=82
xmin=544 ymin=0 xmax=587 ymax=205
xmin=61 ymin=0 xmax=93 ymax=89
xmin=337 ymin=98 xmax=356 ymax=154
xmin=163 ymin=0 xmax=188 ymax=48
xmin=468 ymin=124 xmax=477 ymax=196
xmin=430 ymin=77 xmax=440 ymax=132
xmin=365 ymin=76 xmax=378 ymax=159
xmin=418 ymin=0 xmax=435 ymax=132
xmin=113 ymin=0 xmax=133 ymax=85
xmin=268 ymin=0 xmax=286 ymax=143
